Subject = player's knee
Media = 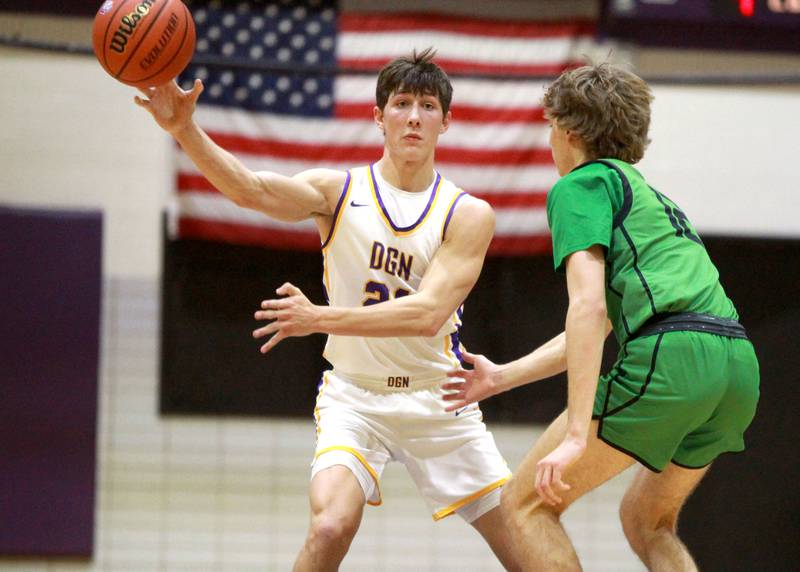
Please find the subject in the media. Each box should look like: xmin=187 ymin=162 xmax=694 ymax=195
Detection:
xmin=501 ymin=476 xmax=563 ymax=522
xmin=309 ymin=512 xmax=359 ymax=548
xmin=620 ymin=498 xmax=678 ymax=555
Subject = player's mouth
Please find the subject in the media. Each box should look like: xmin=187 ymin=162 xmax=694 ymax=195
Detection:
xmin=403 ymin=133 xmax=423 ymax=142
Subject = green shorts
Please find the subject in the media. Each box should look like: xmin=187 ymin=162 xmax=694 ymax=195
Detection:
xmin=593 ymin=331 xmax=760 ymax=471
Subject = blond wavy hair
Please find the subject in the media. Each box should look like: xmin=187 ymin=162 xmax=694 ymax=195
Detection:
xmin=543 ymin=64 xmax=654 ymax=164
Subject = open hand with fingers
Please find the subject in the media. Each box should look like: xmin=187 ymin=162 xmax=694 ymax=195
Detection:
xmin=441 ymin=350 xmax=502 ymax=412
xmin=534 ymin=436 xmax=585 ymax=506
xmin=133 ymin=78 xmax=204 ymax=135
xmin=253 ymin=282 xmax=321 ymax=354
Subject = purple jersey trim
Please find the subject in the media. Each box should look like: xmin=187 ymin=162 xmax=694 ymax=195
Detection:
xmin=450 ymin=330 xmax=463 ymax=363
xmin=369 ymin=163 xmax=440 ymax=233
xmin=320 ymin=171 xmax=351 ymax=250
xmin=442 ymin=192 xmax=468 ymax=241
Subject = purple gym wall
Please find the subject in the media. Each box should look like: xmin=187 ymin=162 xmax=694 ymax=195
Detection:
xmin=0 ymin=206 xmax=102 ymax=557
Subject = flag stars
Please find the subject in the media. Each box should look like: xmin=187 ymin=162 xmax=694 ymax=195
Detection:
xmin=234 ymin=87 xmax=249 ymax=102
xmin=306 ymin=21 xmax=321 ymax=35
xmin=317 ymin=94 xmax=332 ymax=109
xmin=208 ymin=83 xmax=223 ymax=99
xmin=236 ymin=29 xmax=250 ymax=44
xmin=262 ymin=90 xmax=277 ymax=105
xmin=278 ymin=18 xmax=293 ymax=34
xmin=222 ymin=13 xmax=236 ymax=28
xmin=180 ymin=1 xmax=337 ymax=117
xmin=248 ymin=74 xmax=263 ymax=89
xmin=291 ymin=34 xmax=306 ymax=49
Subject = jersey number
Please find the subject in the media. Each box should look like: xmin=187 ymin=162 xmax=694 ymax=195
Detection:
xmin=363 ymin=281 xmax=410 ymax=306
xmin=653 ymin=189 xmax=702 ymax=244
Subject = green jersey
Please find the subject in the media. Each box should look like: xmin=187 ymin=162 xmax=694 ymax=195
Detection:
xmin=546 ymin=159 xmax=738 ymax=344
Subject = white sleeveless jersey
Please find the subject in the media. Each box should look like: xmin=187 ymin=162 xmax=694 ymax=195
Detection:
xmin=321 ymin=164 xmax=470 ymax=387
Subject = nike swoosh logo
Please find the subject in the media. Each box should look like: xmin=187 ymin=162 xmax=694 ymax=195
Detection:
xmin=350 ymin=201 xmax=369 ymax=207
xmin=455 ymin=406 xmax=470 ymax=416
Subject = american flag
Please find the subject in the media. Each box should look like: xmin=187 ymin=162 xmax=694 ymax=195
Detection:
xmin=174 ymin=0 xmax=604 ymax=255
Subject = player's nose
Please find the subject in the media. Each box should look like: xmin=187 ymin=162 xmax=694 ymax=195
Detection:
xmin=407 ymin=102 xmax=421 ymax=125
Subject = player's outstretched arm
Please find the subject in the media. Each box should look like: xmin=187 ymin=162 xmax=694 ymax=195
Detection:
xmin=443 ymin=310 xmax=613 ymax=411
xmin=442 ymin=332 xmax=567 ymax=411
xmin=134 ymin=80 xmax=339 ymax=222
xmin=252 ymin=196 xmax=495 ymax=351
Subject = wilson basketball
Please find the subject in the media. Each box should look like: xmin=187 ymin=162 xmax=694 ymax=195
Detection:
xmin=92 ymin=0 xmax=196 ymax=89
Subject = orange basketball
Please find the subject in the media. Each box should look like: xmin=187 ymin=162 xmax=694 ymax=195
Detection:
xmin=92 ymin=0 xmax=196 ymax=89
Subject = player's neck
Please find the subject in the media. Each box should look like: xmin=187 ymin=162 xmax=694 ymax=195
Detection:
xmin=375 ymin=154 xmax=436 ymax=194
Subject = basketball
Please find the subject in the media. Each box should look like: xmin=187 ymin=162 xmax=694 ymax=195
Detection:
xmin=92 ymin=0 xmax=196 ymax=89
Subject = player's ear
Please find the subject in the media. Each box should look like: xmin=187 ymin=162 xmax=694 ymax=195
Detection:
xmin=440 ymin=110 xmax=451 ymax=134
xmin=373 ymin=105 xmax=385 ymax=134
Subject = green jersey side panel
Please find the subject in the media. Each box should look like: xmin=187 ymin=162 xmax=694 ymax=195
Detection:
xmin=546 ymin=159 xmax=738 ymax=344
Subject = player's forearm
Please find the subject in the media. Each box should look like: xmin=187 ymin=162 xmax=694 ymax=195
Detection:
xmin=172 ymin=120 xmax=263 ymax=208
xmin=564 ymin=299 xmax=607 ymax=443
xmin=494 ymin=332 xmax=567 ymax=392
xmin=315 ymin=295 xmax=449 ymax=337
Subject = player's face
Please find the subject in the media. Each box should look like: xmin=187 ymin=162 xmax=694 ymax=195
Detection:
xmin=374 ymin=91 xmax=450 ymax=160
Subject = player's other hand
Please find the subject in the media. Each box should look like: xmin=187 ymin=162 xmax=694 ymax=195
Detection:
xmin=442 ymin=350 xmax=501 ymax=411
xmin=253 ymin=282 xmax=320 ymax=354
xmin=534 ymin=436 xmax=585 ymax=506
xmin=133 ymin=79 xmax=203 ymax=136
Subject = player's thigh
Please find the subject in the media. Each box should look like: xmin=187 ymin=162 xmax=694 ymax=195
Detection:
xmin=309 ymin=465 xmax=366 ymax=523
xmin=505 ymin=410 xmax=635 ymax=514
xmin=621 ymin=462 xmax=710 ymax=529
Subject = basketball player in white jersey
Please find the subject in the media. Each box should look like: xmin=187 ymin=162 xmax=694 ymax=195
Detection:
xmin=134 ymin=49 xmax=519 ymax=571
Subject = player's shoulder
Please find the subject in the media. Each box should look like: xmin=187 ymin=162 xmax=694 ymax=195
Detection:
xmin=559 ymin=160 xmax=621 ymax=187
xmin=445 ymin=192 xmax=495 ymax=239
xmin=294 ymin=168 xmax=349 ymax=204
xmin=294 ymin=168 xmax=348 ymax=190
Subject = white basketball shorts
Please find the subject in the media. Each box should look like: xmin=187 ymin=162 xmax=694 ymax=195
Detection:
xmin=310 ymin=370 xmax=511 ymax=522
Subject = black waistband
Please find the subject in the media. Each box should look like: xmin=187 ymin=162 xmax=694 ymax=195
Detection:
xmin=635 ymin=312 xmax=748 ymax=340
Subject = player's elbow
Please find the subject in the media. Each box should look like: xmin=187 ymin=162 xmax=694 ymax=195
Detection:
xmin=418 ymin=311 xmax=449 ymax=337
xmin=568 ymin=296 xmax=607 ymax=322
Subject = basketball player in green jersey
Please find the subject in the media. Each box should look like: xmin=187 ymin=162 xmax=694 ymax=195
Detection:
xmin=443 ymin=63 xmax=760 ymax=570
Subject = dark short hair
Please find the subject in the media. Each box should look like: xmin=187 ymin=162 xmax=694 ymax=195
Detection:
xmin=375 ymin=47 xmax=453 ymax=115
xmin=543 ymin=63 xmax=654 ymax=164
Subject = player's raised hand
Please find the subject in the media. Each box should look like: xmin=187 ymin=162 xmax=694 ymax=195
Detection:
xmin=252 ymin=282 xmax=321 ymax=354
xmin=441 ymin=350 xmax=501 ymax=411
xmin=134 ymin=79 xmax=203 ymax=135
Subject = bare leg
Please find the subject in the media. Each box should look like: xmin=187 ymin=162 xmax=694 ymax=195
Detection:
xmin=620 ymin=463 xmax=710 ymax=572
xmin=500 ymin=411 xmax=635 ymax=571
xmin=293 ymin=465 xmax=366 ymax=572
xmin=470 ymin=505 xmax=522 ymax=571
